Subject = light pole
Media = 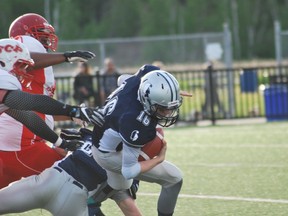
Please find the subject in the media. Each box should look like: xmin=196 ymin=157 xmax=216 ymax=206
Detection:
xmin=44 ymin=0 xmax=51 ymax=23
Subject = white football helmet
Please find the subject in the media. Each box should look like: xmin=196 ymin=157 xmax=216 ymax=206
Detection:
xmin=138 ymin=70 xmax=182 ymax=127
xmin=0 ymin=39 xmax=34 ymax=85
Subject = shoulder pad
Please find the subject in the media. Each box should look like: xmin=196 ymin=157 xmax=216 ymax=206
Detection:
xmin=0 ymin=70 xmax=21 ymax=90
xmin=15 ymin=35 xmax=46 ymax=53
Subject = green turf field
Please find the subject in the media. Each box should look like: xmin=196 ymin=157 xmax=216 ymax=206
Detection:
xmin=4 ymin=121 xmax=288 ymax=216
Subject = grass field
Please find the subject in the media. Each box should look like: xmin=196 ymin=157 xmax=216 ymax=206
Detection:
xmin=5 ymin=121 xmax=288 ymax=216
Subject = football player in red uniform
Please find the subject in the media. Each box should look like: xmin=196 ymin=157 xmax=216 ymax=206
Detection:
xmin=0 ymin=13 xmax=99 ymax=188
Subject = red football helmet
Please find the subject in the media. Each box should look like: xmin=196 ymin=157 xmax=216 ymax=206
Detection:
xmin=9 ymin=13 xmax=58 ymax=51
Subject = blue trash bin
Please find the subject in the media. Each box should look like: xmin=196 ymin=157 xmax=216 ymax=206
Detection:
xmin=240 ymin=69 xmax=258 ymax=93
xmin=264 ymin=85 xmax=288 ymax=121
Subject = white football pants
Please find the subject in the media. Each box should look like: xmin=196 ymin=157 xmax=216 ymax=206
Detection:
xmin=0 ymin=166 xmax=89 ymax=216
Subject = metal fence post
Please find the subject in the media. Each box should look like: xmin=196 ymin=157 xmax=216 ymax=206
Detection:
xmin=207 ymin=62 xmax=216 ymax=125
xmin=99 ymin=41 xmax=106 ymax=68
xmin=223 ymin=23 xmax=235 ymax=118
xmin=274 ymin=20 xmax=282 ymax=68
xmin=95 ymin=71 xmax=101 ymax=106
xmin=223 ymin=23 xmax=233 ymax=69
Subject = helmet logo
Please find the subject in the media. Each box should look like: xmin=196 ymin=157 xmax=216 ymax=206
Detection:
xmin=130 ymin=130 xmax=139 ymax=141
xmin=144 ymin=88 xmax=150 ymax=98
xmin=0 ymin=44 xmax=23 ymax=53
xmin=143 ymin=83 xmax=152 ymax=98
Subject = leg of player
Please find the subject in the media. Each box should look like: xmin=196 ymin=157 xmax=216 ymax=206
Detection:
xmin=112 ymin=190 xmax=142 ymax=216
xmin=92 ymin=146 xmax=133 ymax=190
xmin=87 ymin=180 xmax=141 ymax=216
xmin=0 ymin=168 xmax=59 ymax=213
xmin=135 ymin=161 xmax=183 ymax=216
xmin=0 ymin=167 xmax=89 ymax=216
xmin=87 ymin=197 xmax=106 ymax=216
xmin=92 ymin=146 xmax=182 ymax=216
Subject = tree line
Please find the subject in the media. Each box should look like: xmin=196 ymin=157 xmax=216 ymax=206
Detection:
xmin=1 ymin=0 xmax=288 ymax=59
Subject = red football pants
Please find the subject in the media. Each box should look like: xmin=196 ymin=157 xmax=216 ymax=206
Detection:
xmin=0 ymin=142 xmax=63 ymax=188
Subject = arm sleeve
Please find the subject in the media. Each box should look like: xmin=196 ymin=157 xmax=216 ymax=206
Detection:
xmin=3 ymin=90 xmax=77 ymax=117
xmin=5 ymin=109 xmax=58 ymax=143
xmin=121 ymin=143 xmax=141 ymax=180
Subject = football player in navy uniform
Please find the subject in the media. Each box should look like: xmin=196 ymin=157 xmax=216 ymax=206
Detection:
xmin=0 ymin=128 xmax=142 ymax=216
xmin=92 ymin=65 xmax=183 ymax=216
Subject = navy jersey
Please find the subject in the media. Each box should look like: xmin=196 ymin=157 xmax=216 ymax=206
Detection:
xmin=58 ymin=134 xmax=107 ymax=191
xmin=92 ymin=65 xmax=160 ymax=151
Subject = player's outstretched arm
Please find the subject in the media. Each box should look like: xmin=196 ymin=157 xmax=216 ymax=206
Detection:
xmin=5 ymin=109 xmax=83 ymax=151
xmin=2 ymin=90 xmax=104 ymax=127
xmin=29 ymin=51 xmax=95 ymax=70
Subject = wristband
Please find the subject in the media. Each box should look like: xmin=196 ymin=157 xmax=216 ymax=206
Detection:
xmin=54 ymin=137 xmax=63 ymax=147
xmin=63 ymin=53 xmax=70 ymax=62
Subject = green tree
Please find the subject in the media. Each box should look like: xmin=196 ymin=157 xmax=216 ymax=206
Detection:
xmin=0 ymin=0 xmax=44 ymax=38
xmin=1 ymin=0 xmax=288 ymax=59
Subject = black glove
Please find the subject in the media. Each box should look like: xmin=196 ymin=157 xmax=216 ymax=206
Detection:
xmin=79 ymin=127 xmax=93 ymax=138
xmin=60 ymin=128 xmax=93 ymax=141
xmin=127 ymin=180 xmax=139 ymax=200
xmin=60 ymin=128 xmax=82 ymax=140
xmin=64 ymin=50 xmax=95 ymax=63
xmin=59 ymin=139 xmax=84 ymax=151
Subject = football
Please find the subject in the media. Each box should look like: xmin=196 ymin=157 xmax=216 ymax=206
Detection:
xmin=138 ymin=128 xmax=164 ymax=161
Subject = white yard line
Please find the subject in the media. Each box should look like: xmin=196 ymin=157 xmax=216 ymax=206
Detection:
xmin=188 ymin=163 xmax=288 ymax=168
xmin=138 ymin=193 xmax=288 ymax=204
xmin=179 ymin=144 xmax=288 ymax=148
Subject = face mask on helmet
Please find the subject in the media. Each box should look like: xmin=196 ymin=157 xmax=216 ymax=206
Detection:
xmin=9 ymin=13 xmax=58 ymax=51
xmin=0 ymin=39 xmax=35 ymax=87
xmin=12 ymin=59 xmax=34 ymax=88
xmin=150 ymin=102 xmax=182 ymax=127
xmin=27 ymin=23 xmax=58 ymax=51
xmin=138 ymin=70 xmax=183 ymax=127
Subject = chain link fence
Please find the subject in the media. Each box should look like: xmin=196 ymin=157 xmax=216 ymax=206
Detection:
xmin=56 ymin=26 xmax=232 ymax=72
xmin=275 ymin=21 xmax=288 ymax=66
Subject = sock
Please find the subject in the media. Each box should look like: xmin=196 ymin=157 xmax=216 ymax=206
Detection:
xmin=158 ymin=210 xmax=173 ymax=216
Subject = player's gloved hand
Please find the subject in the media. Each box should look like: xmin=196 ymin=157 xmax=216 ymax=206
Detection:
xmin=64 ymin=50 xmax=95 ymax=63
xmin=69 ymin=107 xmax=104 ymax=127
xmin=60 ymin=128 xmax=82 ymax=141
xmin=88 ymin=107 xmax=105 ymax=127
xmin=127 ymin=180 xmax=139 ymax=200
xmin=72 ymin=103 xmax=89 ymax=127
xmin=58 ymin=139 xmax=84 ymax=151
xmin=79 ymin=127 xmax=93 ymax=138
